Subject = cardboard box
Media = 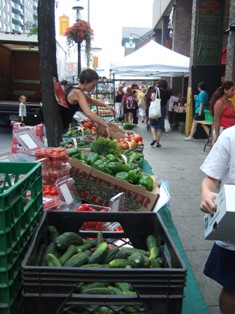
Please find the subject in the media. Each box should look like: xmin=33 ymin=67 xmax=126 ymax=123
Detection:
xmin=97 ymin=123 xmax=127 ymax=140
xmin=69 ymin=157 xmax=160 ymax=212
xmin=204 ymin=184 xmax=235 ymax=241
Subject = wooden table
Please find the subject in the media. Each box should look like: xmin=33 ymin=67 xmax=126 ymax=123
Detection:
xmin=197 ymin=120 xmax=214 ymax=151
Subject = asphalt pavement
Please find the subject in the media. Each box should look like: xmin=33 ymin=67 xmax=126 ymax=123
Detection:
xmin=0 ymin=123 xmax=220 ymax=313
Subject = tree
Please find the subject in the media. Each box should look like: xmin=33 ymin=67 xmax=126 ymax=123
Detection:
xmin=38 ymin=0 xmax=63 ymax=146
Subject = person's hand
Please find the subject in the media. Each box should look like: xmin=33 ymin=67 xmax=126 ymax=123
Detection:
xmin=200 ymin=191 xmax=218 ymax=214
xmin=199 ymin=112 xmax=202 ymax=116
xmin=107 ymin=105 xmax=116 ymax=115
xmin=105 ymin=125 xmax=111 ymax=138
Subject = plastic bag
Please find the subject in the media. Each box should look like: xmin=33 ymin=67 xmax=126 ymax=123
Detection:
xmin=164 ymin=118 xmax=171 ymax=133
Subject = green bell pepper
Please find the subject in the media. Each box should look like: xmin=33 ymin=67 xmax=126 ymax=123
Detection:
xmin=128 ymin=169 xmax=142 ymax=184
xmin=85 ymin=152 xmax=100 ymax=165
xmin=105 ymin=154 xmax=120 ymax=162
xmin=139 ymin=174 xmax=154 ymax=191
xmin=106 ymin=162 xmax=134 ymax=174
xmin=115 ymin=172 xmax=129 ymax=181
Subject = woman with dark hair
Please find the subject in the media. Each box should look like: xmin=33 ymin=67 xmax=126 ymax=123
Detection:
xmin=209 ymin=80 xmax=235 ymax=142
xmin=144 ymin=85 xmax=154 ymax=130
xmin=149 ymin=79 xmax=170 ymax=147
xmin=62 ymin=68 xmax=116 ymax=136
xmin=185 ymin=81 xmax=209 ymax=141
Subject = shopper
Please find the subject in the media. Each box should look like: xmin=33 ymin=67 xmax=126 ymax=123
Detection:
xmin=120 ymin=86 xmax=137 ymax=124
xmin=184 ymin=81 xmax=209 ymax=141
xmin=114 ymin=85 xmax=124 ymax=121
xmin=18 ymin=95 xmax=27 ymax=125
xmin=200 ymin=125 xmax=235 ymax=314
xmin=144 ymin=86 xmax=154 ymax=130
xmin=62 ymin=68 xmax=116 ymax=137
xmin=149 ymin=80 xmax=170 ymax=147
xmin=209 ymin=80 xmax=235 ymax=143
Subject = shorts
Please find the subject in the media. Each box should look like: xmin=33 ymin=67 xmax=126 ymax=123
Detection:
xmin=149 ymin=116 xmax=164 ymax=132
xmin=194 ymin=113 xmax=205 ymax=121
xmin=204 ymin=243 xmax=235 ymax=292
xmin=124 ymin=107 xmax=136 ymax=114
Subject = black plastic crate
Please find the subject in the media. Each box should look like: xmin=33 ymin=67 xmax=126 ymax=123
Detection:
xmin=22 ymin=211 xmax=187 ymax=314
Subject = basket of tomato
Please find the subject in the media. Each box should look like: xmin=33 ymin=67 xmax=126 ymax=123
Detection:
xmin=35 ymin=147 xmax=68 ymax=167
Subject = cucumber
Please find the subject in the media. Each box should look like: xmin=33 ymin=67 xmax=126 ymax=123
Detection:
xmin=115 ymin=282 xmax=133 ymax=292
xmin=97 ymin=306 xmax=112 ymax=314
xmin=102 ymin=247 xmax=119 ymax=264
xmin=146 ymin=235 xmax=160 ymax=268
xmin=114 ymin=250 xmax=128 ymax=259
xmin=41 ymin=242 xmax=62 ymax=266
xmin=76 ymin=240 xmax=97 ymax=252
xmin=64 ymin=252 xmax=88 ymax=267
xmin=54 ymin=232 xmax=83 ymax=250
xmin=81 ymin=282 xmax=110 ymax=293
xmin=96 ymin=231 xmax=104 ymax=247
xmin=48 ymin=225 xmax=60 ymax=243
xmin=81 ymin=287 xmax=112 ymax=295
xmin=88 ymin=242 xmax=108 ymax=264
xmin=109 ymin=259 xmax=130 ymax=268
xmin=59 ymin=244 xmax=77 ymax=265
xmin=109 ymin=286 xmax=123 ymax=295
xmin=80 ymin=263 xmax=109 ymax=268
xmin=45 ymin=253 xmax=62 ymax=267
xmin=120 ymin=247 xmax=149 ymax=256
xmin=128 ymin=252 xmax=149 ymax=268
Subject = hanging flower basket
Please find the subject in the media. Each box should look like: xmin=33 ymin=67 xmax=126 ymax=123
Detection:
xmin=64 ymin=20 xmax=94 ymax=55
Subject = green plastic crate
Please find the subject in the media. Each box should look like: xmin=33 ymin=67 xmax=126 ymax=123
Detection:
xmin=0 ymin=162 xmax=43 ymax=314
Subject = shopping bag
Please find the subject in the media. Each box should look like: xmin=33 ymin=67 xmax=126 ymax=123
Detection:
xmin=164 ymin=118 xmax=171 ymax=133
xmin=149 ymin=88 xmax=161 ymax=119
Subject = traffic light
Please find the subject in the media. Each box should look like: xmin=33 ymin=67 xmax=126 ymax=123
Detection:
xmin=93 ymin=56 xmax=98 ymax=68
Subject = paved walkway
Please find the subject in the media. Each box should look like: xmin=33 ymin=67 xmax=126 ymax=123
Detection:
xmin=0 ymin=124 xmax=220 ymax=313
xmin=136 ymin=121 xmax=220 ymax=314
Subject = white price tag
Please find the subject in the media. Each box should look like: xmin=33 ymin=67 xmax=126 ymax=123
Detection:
xmin=20 ymin=134 xmax=38 ymax=149
xmin=60 ymin=183 xmax=73 ymax=205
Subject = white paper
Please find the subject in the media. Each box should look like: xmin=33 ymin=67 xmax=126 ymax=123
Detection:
xmin=153 ymin=181 xmax=170 ymax=213
xmin=60 ymin=183 xmax=73 ymax=205
xmin=20 ymin=134 xmax=38 ymax=149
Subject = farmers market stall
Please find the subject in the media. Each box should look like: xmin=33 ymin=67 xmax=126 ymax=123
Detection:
xmin=0 ymin=122 xmax=209 ymax=313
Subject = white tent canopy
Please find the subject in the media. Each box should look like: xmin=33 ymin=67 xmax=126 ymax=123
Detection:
xmin=110 ymin=40 xmax=190 ymax=78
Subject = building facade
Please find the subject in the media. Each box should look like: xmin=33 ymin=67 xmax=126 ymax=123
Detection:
xmin=0 ymin=0 xmax=37 ymax=33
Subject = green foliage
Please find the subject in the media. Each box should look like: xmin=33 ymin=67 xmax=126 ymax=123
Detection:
xmin=25 ymin=14 xmax=38 ymax=36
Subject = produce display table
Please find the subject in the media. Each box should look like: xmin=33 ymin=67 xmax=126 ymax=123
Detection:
xmin=142 ymin=160 xmax=209 ymax=314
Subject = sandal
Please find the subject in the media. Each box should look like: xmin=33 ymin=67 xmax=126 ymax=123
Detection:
xmin=150 ymin=140 xmax=157 ymax=146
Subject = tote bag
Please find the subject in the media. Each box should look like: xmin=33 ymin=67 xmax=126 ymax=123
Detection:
xmin=149 ymin=88 xmax=161 ymax=119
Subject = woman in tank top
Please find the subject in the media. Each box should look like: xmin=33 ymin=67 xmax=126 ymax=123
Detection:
xmin=114 ymin=85 xmax=124 ymax=121
xmin=63 ymin=68 xmax=116 ymax=137
xmin=209 ymin=81 xmax=235 ymax=142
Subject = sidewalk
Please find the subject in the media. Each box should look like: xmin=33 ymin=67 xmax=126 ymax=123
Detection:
xmin=136 ymin=122 xmax=220 ymax=314
xmin=0 ymin=124 xmax=220 ymax=313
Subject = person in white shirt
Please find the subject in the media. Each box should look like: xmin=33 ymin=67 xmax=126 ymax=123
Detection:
xmin=200 ymin=125 xmax=235 ymax=314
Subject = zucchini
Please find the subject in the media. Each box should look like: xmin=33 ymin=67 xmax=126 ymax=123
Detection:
xmin=45 ymin=253 xmax=62 ymax=267
xmin=59 ymin=244 xmax=77 ymax=265
xmin=48 ymin=225 xmax=60 ymax=243
xmin=41 ymin=242 xmax=62 ymax=266
xmin=88 ymin=242 xmax=108 ymax=264
xmin=146 ymin=235 xmax=160 ymax=268
xmin=54 ymin=232 xmax=83 ymax=250
xmin=109 ymin=259 xmax=130 ymax=268
xmin=64 ymin=252 xmax=88 ymax=267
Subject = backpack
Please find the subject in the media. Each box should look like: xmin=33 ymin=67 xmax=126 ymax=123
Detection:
xmin=125 ymin=95 xmax=136 ymax=110
xmin=53 ymin=76 xmax=69 ymax=108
